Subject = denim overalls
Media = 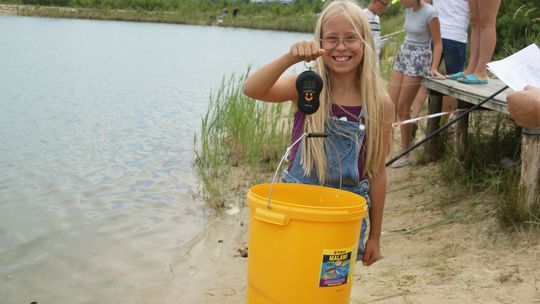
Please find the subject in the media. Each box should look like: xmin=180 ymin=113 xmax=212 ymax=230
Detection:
xmin=281 ymin=109 xmax=371 ymax=260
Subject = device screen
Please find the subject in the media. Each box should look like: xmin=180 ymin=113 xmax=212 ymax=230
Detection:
xmin=303 ymin=79 xmax=317 ymax=90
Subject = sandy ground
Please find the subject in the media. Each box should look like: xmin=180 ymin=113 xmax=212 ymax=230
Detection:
xmin=161 ymin=157 xmax=540 ymax=304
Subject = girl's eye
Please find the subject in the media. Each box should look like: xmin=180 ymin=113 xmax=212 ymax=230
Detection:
xmin=324 ymin=37 xmax=339 ymax=43
xmin=344 ymin=36 xmax=360 ymax=43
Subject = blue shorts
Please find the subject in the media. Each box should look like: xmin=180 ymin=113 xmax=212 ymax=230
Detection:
xmin=441 ymin=38 xmax=466 ymax=74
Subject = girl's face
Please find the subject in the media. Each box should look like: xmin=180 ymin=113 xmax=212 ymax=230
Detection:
xmin=320 ymin=14 xmax=364 ymax=77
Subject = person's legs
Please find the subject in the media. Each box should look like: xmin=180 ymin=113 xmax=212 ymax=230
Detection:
xmin=388 ymin=71 xmax=404 ymax=121
xmin=396 ymin=75 xmax=423 ymax=159
xmin=441 ymin=38 xmax=467 ymax=111
xmin=472 ymin=0 xmax=501 ymax=80
xmin=411 ymin=86 xmax=428 ymax=119
xmin=464 ymin=0 xmax=480 ymax=75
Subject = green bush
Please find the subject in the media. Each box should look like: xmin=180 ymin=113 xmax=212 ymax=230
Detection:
xmin=496 ymin=0 xmax=540 ymax=57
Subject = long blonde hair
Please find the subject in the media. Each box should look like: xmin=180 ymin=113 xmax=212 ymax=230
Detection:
xmin=301 ymin=0 xmax=388 ymax=182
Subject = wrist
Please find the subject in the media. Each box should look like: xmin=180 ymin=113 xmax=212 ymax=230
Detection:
xmin=368 ymin=231 xmax=381 ymax=242
xmin=283 ymin=52 xmax=299 ymax=66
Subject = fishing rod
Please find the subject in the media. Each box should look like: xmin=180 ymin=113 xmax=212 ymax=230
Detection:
xmin=386 ymin=85 xmax=509 ymax=167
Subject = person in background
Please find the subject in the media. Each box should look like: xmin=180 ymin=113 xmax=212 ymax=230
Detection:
xmin=388 ymin=0 xmax=444 ymax=168
xmin=452 ymin=0 xmax=501 ymax=84
xmin=243 ymin=0 xmax=394 ymax=266
xmin=506 ymin=86 xmax=540 ymax=128
xmin=409 ymin=0 xmax=469 ymax=135
xmin=363 ymin=0 xmax=391 ymax=66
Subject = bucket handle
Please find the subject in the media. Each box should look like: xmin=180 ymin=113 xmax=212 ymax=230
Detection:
xmin=266 ymin=131 xmax=328 ymax=209
xmin=266 ymin=132 xmax=308 ymax=209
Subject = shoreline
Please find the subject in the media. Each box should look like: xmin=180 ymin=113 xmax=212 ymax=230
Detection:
xmin=0 ymin=4 xmax=314 ymax=32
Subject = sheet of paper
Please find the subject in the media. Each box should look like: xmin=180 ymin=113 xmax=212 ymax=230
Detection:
xmin=486 ymin=43 xmax=540 ymax=91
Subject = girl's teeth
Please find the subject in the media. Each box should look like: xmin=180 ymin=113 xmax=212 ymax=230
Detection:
xmin=335 ymin=56 xmax=350 ymax=62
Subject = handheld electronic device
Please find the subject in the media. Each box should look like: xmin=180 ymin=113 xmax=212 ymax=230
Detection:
xmin=296 ymin=69 xmax=323 ymax=115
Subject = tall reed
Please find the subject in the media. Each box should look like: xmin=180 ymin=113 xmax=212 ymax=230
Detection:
xmin=194 ymin=71 xmax=291 ymax=209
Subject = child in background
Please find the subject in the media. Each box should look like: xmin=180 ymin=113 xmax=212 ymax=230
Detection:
xmin=388 ymin=0 xmax=444 ymax=168
xmin=410 ymin=0 xmax=469 ymax=133
xmin=364 ymin=0 xmax=392 ymax=66
xmin=243 ymin=0 xmax=394 ymax=266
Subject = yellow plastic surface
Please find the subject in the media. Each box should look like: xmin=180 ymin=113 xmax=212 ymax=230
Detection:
xmin=246 ymin=183 xmax=367 ymax=304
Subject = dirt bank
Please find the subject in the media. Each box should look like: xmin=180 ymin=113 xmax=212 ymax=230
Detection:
xmin=157 ymin=159 xmax=539 ymax=303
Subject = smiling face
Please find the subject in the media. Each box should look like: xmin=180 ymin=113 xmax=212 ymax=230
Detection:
xmin=320 ymin=14 xmax=364 ymax=77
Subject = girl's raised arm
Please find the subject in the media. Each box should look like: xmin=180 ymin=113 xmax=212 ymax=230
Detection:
xmin=243 ymin=40 xmax=325 ymax=103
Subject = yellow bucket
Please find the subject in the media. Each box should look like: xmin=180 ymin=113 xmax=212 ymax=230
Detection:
xmin=246 ymin=183 xmax=367 ymax=304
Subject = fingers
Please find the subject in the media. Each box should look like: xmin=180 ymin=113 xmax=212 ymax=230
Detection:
xmin=290 ymin=40 xmax=325 ymax=63
xmin=430 ymin=70 xmax=445 ymax=80
xmin=362 ymin=251 xmax=378 ymax=266
xmin=361 ymin=244 xmax=381 ymax=266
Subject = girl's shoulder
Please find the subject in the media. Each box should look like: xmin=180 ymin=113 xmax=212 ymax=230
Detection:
xmin=422 ymin=3 xmax=438 ymax=18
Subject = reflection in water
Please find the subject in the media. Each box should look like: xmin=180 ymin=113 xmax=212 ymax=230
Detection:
xmin=0 ymin=15 xmax=310 ymax=303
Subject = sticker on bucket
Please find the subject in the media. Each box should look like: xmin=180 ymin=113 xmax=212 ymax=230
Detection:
xmin=319 ymin=247 xmax=355 ymax=287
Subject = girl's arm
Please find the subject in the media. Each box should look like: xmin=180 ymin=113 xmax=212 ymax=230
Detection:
xmin=428 ymin=17 xmax=445 ymax=79
xmin=243 ymin=40 xmax=325 ymax=103
xmin=363 ymin=96 xmax=394 ymax=266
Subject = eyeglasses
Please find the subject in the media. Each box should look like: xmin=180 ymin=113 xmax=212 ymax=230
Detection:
xmin=377 ymin=0 xmax=390 ymax=7
xmin=320 ymin=36 xmax=362 ymax=50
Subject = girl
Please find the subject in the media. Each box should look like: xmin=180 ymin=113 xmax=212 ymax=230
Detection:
xmin=243 ymin=0 xmax=394 ymax=266
xmin=388 ymin=0 xmax=444 ymax=168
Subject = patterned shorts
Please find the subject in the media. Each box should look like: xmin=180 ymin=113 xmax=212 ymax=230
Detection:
xmin=393 ymin=42 xmax=432 ymax=77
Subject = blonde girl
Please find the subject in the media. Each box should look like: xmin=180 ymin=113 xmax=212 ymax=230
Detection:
xmin=243 ymin=0 xmax=394 ymax=266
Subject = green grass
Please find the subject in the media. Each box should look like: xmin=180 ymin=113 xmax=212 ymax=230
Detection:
xmin=194 ymin=71 xmax=291 ymax=209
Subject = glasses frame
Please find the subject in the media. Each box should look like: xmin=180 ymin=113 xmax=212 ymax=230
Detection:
xmin=319 ymin=35 xmax=362 ymax=50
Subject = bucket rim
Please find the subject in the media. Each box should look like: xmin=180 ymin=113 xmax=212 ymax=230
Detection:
xmin=247 ymin=183 xmax=367 ymax=223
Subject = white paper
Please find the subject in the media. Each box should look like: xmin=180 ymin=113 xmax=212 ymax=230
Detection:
xmin=486 ymin=43 xmax=540 ymax=91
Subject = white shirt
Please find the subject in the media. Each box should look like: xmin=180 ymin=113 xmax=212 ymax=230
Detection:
xmin=433 ymin=0 xmax=469 ymax=43
xmin=363 ymin=8 xmax=381 ymax=64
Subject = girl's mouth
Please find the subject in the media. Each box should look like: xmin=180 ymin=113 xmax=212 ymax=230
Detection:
xmin=332 ymin=56 xmax=352 ymax=62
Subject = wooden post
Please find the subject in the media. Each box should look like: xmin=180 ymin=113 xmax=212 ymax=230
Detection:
xmin=517 ymin=128 xmax=540 ymax=213
xmin=454 ymin=100 xmax=469 ymax=160
xmin=424 ymin=89 xmax=443 ymax=162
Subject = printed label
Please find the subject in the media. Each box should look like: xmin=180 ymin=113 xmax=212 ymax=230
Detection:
xmin=319 ymin=247 xmax=355 ymax=287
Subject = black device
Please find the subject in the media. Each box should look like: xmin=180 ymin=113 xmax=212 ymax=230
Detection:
xmin=296 ymin=69 xmax=323 ymax=115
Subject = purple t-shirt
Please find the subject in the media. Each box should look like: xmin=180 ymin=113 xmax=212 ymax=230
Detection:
xmin=288 ymin=104 xmax=366 ymax=178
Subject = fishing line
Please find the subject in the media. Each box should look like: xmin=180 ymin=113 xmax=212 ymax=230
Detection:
xmin=392 ymin=109 xmax=466 ymax=127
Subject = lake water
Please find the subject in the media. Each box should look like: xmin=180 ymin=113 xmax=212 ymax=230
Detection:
xmin=0 ymin=15 xmax=310 ymax=303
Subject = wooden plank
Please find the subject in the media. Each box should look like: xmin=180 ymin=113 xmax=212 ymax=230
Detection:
xmin=422 ymin=78 xmax=510 ymax=113
xmin=424 ymin=90 xmax=443 ymax=161
xmin=518 ymin=134 xmax=540 ymax=211
xmin=454 ymin=100 xmax=469 ymax=159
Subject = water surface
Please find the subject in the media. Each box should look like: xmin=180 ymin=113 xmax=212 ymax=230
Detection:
xmin=0 ymin=15 xmax=310 ymax=303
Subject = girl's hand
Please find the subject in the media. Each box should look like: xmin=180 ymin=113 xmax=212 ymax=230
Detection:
xmin=362 ymin=238 xmax=381 ymax=266
xmin=429 ymin=69 xmax=445 ymax=80
xmin=289 ymin=40 xmax=325 ymax=64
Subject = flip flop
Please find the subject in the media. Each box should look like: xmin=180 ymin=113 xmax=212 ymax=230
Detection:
xmin=391 ymin=158 xmax=411 ymax=168
xmin=457 ymin=74 xmax=488 ymax=85
xmin=446 ymin=71 xmax=465 ymax=80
